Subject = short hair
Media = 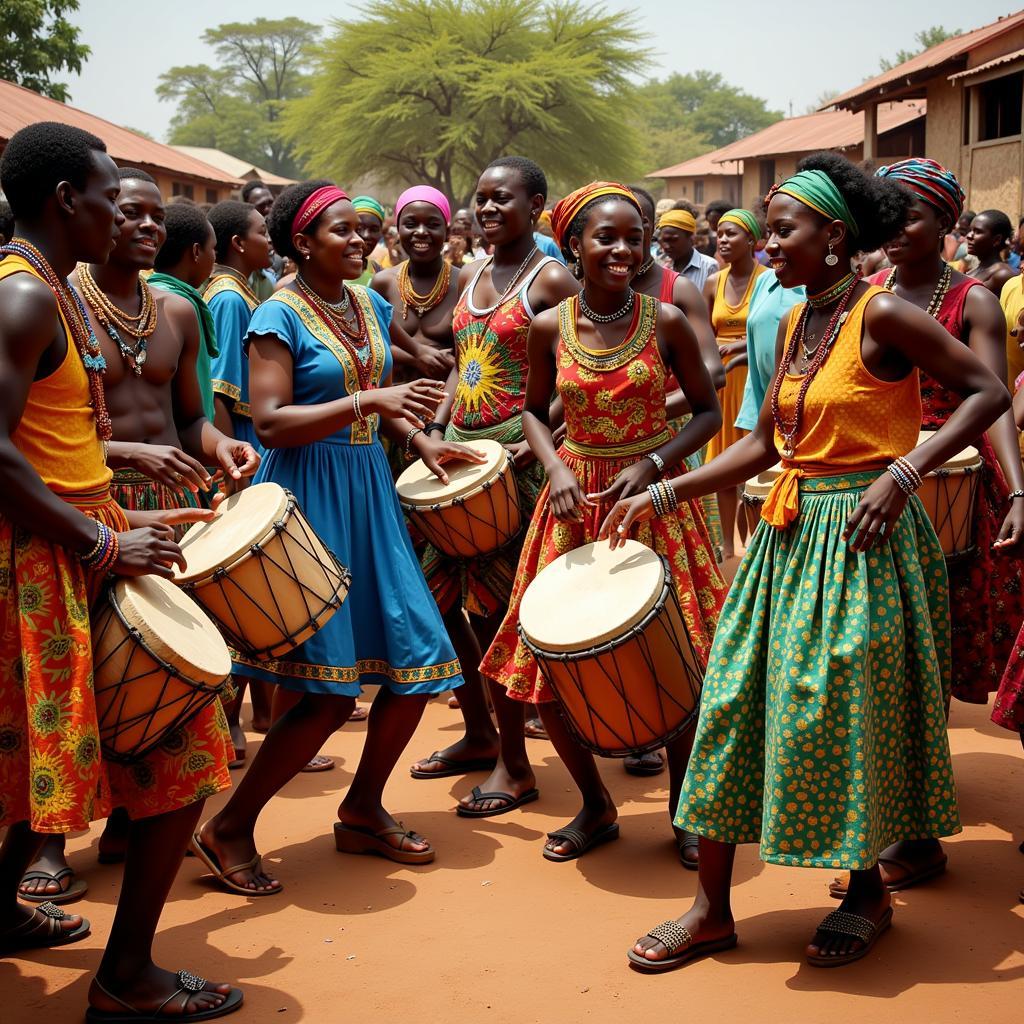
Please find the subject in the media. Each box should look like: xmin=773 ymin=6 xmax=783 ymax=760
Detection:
xmin=672 ymin=199 xmax=699 ymax=217
xmin=208 ymin=200 xmax=256 ymax=260
xmin=0 ymin=200 xmax=13 ymax=241
xmin=484 ymin=156 xmax=547 ymax=202
xmin=0 ymin=121 xmax=107 ymax=220
xmin=266 ymin=179 xmax=333 ymax=261
xmin=117 ymin=166 xmax=157 ymax=185
xmin=627 ymin=184 xmax=656 ymax=221
xmin=154 ymin=203 xmax=211 ymax=270
xmin=241 ymin=180 xmax=269 ymax=203
xmin=704 ymin=199 xmax=734 ymax=219
xmin=976 ymin=209 xmax=1014 ymax=245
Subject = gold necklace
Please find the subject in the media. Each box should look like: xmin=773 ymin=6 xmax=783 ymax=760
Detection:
xmin=398 ymin=259 xmax=451 ymax=319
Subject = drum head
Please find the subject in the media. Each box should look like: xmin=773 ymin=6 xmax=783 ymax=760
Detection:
xmin=743 ymin=463 xmax=783 ymax=499
xmin=917 ymin=430 xmax=981 ymax=469
xmin=110 ymin=574 xmax=231 ymax=685
xmin=520 ymin=539 xmax=665 ymax=653
xmin=396 ymin=438 xmax=506 ymax=506
xmin=174 ymin=482 xmax=290 ymax=582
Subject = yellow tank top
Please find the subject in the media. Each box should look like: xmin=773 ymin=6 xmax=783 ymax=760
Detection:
xmin=0 ymin=255 xmax=111 ymax=495
xmin=763 ymin=285 xmax=921 ymax=528
xmin=711 ymin=263 xmax=765 ymax=342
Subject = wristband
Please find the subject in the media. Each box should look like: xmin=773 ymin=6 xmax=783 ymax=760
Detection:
xmin=646 ymin=452 xmax=666 ymax=473
xmin=404 ymin=427 xmax=423 ymax=457
xmin=352 ymin=391 xmax=366 ymax=423
xmin=1009 ymin=490 xmax=1024 ymax=500
xmin=424 ymin=421 xmax=446 ymax=437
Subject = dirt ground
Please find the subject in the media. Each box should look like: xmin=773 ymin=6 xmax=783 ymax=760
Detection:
xmin=5 ymin=686 xmax=1022 ymax=1023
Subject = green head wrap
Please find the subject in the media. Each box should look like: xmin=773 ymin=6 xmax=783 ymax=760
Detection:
xmin=719 ymin=208 xmax=762 ymax=241
xmin=773 ymin=169 xmax=859 ymax=239
xmin=352 ymin=195 xmax=385 ymax=222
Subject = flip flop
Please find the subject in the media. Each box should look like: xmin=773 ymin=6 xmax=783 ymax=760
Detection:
xmin=18 ymin=867 xmax=88 ymax=904
xmin=189 ymin=833 xmax=282 ymax=897
xmin=806 ymin=906 xmax=893 ymax=968
xmin=333 ymin=822 xmax=435 ymax=864
xmin=299 ymin=754 xmax=335 ymax=773
xmin=624 ymin=750 xmax=666 ymax=776
xmin=86 ymin=970 xmax=243 ymax=1022
xmin=543 ymin=821 xmax=620 ymax=862
xmin=348 ymin=705 xmax=369 ymax=722
xmin=829 ymin=852 xmax=947 ymax=898
xmin=0 ymin=901 xmax=90 ymax=955
xmin=626 ymin=920 xmax=738 ymax=973
xmin=455 ymin=786 xmax=539 ymax=818
xmin=677 ymin=831 xmax=699 ymax=871
xmin=524 ymin=718 xmax=548 ymax=741
xmin=411 ymin=752 xmax=498 ymax=780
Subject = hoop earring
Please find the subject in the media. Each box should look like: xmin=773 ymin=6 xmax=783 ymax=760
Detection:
xmin=825 ymin=240 xmax=839 ymax=267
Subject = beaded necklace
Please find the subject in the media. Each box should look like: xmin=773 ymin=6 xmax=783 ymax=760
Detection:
xmin=770 ymin=272 xmax=861 ymax=459
xmin=295 ymin=276 xmax=373 ymax=390
xmin=808 ymin=271 xmax=857 ymax=309
xmin=882 ymin=261 xmax=952 ymax=319
xmin=398 ymin=258 xmax=452 ymax=319
xmin=1 ymin=238 xmax=112 ymax=440
xmin=77 ymin=265 xmax=158 ymax=375
xmin=579 ymin=287 xmax=635 ymax=323
xmin=560 ymin=293 xmax=657 ymax=373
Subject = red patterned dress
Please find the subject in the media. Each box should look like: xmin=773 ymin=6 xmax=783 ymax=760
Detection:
xmin=480 ymin=293 xmax=728 ymax=702
xmin=871 ymin=272 xmax=1024 ymax=711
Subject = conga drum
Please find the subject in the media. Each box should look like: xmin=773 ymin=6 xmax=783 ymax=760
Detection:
xmin=92 ymin=574 xmax=231 ymax=762
xmin=915 ymin=430 xmax=982 ymax=560
xmin=741 ymin=463 xmax=783 ymax=534
xmin=173 ymin=483 xmax=351 ymax=661
xmin=396 ymin=438 xmax=521 ymax=559
xmin=518 ymin=540 xmax=704 ymax=757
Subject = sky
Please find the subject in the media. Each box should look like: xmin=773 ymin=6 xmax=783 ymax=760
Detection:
xmin=62 ymin=0 xmax=1020 ymax=143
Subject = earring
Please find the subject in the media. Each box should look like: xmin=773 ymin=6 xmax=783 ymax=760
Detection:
xmin=572 ymin=250 xmax=581 ymax=277
xmin=825 ymin=240 xmax=839 ymax=267
xmin=303 ymin=253 xmax=310 ymax=261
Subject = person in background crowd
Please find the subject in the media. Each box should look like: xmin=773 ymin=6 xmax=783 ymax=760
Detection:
xmin=966 ymin=210 xmax=1017 ymax=296
xmin=239 ymin=181 xmax=278 ymax=300
xmin=657 ymin=205 xmax=717 ymax=290
xmin=0 ymin=199 xmax=13 ymax=244
xmin=352 ymin=195 xmax=386 ymax=284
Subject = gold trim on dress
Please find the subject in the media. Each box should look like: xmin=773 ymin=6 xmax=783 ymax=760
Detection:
xmin=203 ymin=271 xmax=260 ymax=311
xmin=562 ymin=428 xmax=671 ymax=459
xmin=558 ymin=292 xmax=659 ymax=372
xmin=231 ymin=654 xmax=462 ymax=685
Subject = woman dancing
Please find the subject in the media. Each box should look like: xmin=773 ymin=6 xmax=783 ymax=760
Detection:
xmin=191 ymin=181 xmax=478 ymax=893
xmin=600 ymin=153 xmax=1008 ymax=971
xmin=480 ymin=182 xmax=727 ymax=861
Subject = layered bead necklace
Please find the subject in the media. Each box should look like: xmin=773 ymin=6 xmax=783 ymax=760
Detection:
xmin=882 ymin=261 xmax=952 ymax=319
xmin=1 ymin=238 xmax=113 ymax=439
xmin=579 ymin=287 xmax=635 ymax=323
xmin=77 ymin=264 xmax=158 ymax=375
xmin=771 ymin=272 xmax=861 ymax=459
xmin=398 ymin=258 xmax=452 ymax=319
xmin=296 ymin=274 xmax=373 ymax=390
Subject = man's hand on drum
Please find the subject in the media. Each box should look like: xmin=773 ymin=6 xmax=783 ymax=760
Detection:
xmin=364 ymin=379 xmax=447 ymax=425
xmin=994 ymin=500 xmax=1024 ymax=550
xmin=110 ymin=441 xmax=212 ymax=493
xmin=597 ymin=491 xmax=655 ymax=548
xmin=547 ymin=462 xmax=594 ymax=522
xmin=122 ymin=507 xmax=216 ymax=532
xmin=413 ymin=434 xmax=487 ymax=486
xmin=504 ymin=439 xmax=536 ymax=470
xmin=587 ymin=458 xmax=660 ymax=507
xmin=113 ymin=524 xmax=189 ymax=578
xmin=842 ymin=471 xmax=909 ymax=552
xmin=212 ymin=438 xmax=261 ymax=483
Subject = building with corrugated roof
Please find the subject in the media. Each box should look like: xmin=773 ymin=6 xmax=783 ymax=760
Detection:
xmin=170 ymin=147 xmax=295 ymax=192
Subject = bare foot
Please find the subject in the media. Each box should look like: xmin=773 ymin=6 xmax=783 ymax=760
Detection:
xmin=631 ymin=901 xmax=735 ymax=965
xmin=457 ymin=762 xmax=536 ymax=814
xmin=198 ymin=820 xmax=282 ymax=894
xmin=89 ymin=964 xmax=236 ymax=1018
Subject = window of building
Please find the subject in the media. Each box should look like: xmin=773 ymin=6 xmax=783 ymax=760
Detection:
xmin=978 ymin=70 xmax=1023 ymax=141
xmin=206 ymin=189 xmax=218 ymax=204
xmin=171 ymin=182 xmax=195 ymax=199
xmin=693 ymin=180 xmax=704 ymax=203
xmin=758 ymin=159 xmax=776 ymax=198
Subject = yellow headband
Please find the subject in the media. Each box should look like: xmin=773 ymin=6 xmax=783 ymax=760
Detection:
xmin=657 ymin=210 xmax=696 ymax=234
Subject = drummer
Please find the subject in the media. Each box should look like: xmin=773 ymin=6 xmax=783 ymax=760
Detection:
xmin=408 ymin=157 xmax=581 ymax=815
xmin=479 ymin=182 xmax=727 ymax=862
xmin=0 ymin=121 xmax=240 ymax=1021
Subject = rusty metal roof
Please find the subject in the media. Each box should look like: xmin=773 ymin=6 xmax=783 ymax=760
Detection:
xmin=949 ymin=45 xmax=1024 ymax=80
xmin=0 ymin=79 xmax=244 ymax=186
xmin=828 ymin=10 xmax=1024 ymax=109
xmin=647 ymin=145 xmax=744 ymax=180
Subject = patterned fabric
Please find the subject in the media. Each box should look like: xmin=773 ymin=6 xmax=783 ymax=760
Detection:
xmin=869 ymin=272 xmax=1024 ymax=707
xmin=0 ymin=497 xmax=232 ymax=833
xmin=205 ymin=273 xmax=260 ymax=440
xmin=676 ymin=472 xmax=961 ymax=869
xmin=480 ymin=294 xmax=727 ymax=702
xmin=110 ymin=469 xmax=202 ymax=513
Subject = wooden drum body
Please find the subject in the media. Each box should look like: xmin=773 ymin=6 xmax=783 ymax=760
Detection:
xmin=916 ymin=431 xmax=982 ymax=559
xmin=396 ymin=438 xmax=521 ymax=559
xmin=741 ymin=463 xmax=783 ymax=535
xmin=518 ymin=540 xmax=703 ymax=757
xmin=92 ymin=574 xmax=231 ymax=762
xmin=173 ymin=483 xmax=351 ymax=662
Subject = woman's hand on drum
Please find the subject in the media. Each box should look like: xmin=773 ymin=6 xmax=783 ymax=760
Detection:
xmin=547 ymin=462 xmax=594 ymax=522
xmin=213 ymin=438 xmax=261 ymax=482
xmin=994 ymin=500 xmax=1024 ymax=551
xmin=116 ymin=442 xmax=212 ymax=493
xmin=413 ymin=435 xmax=487 ymax=486
xmin=363 ymin=380 xmax=447 ymax=425
xmin=597 ymin=491 xmax=655 ymax=548
xmin=122 ymin=507 xmax=216 ymax=531
xmin=587 ymin=458 xmax=659 ymax=506
xmin=842 ymin=472 xmax=908 ymax=552
xmin=113 ymin=526 xmax=188 ymax=578
xmin=504 ymin=440 xmax=536 ymax=470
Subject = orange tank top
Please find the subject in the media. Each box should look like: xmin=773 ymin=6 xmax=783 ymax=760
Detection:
xmin=711 ymin=263 xmax=765 ymax=342
xmin=0 ymin=255 xmax=111 ymax=495
xmin=763 ymin=285 xmax=921 ymax=527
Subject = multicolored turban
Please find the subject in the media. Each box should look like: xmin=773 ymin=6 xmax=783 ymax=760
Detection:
xmin=550 ymin=182 xmax=641 ymax=248
xmin=875 ymin=158 xmax=965 ymax=225
xmin=719 ymin=208 xmax=762 ymax=241
xmin=657 ymin=209 xmax=697 ymax=234
xmin=352 ymin=195 xmax=386 ymax=222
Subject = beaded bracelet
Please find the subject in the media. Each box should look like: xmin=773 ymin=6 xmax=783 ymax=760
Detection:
xmin=80 ymin=522 xmax=119 ymax=572
xmin=403 ymin=427 xmax=422 ymax=457
xmin=1009 ymin=490 xmax=1024 ymax=501
xmin=646 ymin=451 xmax=666 ymax=473
xmin=352 ymin=391 xmax=366 ymax=423
xmin=659 ymin=479 xmax=679 ymax=512
xmin=892 ymin=455 xmax=923 ymax=490
xmin=647 ymin=482 xmax=664 ymax=516
xmin=888 ymin=463 xmax=916 ymax=495
xmin=80 ymin=521 xmax=105 ymax=564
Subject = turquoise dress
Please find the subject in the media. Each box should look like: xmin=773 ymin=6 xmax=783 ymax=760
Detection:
xmin=235 ymin=284 xmax=464 ymax=697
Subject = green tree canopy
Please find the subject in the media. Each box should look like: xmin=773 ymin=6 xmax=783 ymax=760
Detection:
xmin=880 ymin=25 xmax=960 ymax=71
xmin=286 ymin=0 xmax=648 ymax=203
xmin=0 ymin=0 xmax=89 ymax=102
xmin=157 ymin=17 xmax=319 ymax=177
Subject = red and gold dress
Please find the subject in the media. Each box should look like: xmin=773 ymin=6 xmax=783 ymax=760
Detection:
xmin=480 ymin=293 xmax=728 ymax=703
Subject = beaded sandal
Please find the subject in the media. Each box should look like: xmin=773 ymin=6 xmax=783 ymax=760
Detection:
xmin=626 ymin=919 xmax=738 ymax=973
xmin=85 ymin=970 xmax=243 ymax=1022
xmin=806 ymin=906 xmax=893 ymax=968
xmin=0 ymin=901 xmax=90 ymax=954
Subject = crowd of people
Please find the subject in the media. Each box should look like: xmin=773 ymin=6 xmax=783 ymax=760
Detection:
xmin=1 ymin=118 xmax=1023 ymax=1020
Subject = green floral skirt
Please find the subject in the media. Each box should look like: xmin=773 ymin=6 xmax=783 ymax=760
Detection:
xmin=676 ymin=471 xmax=961 ymax=869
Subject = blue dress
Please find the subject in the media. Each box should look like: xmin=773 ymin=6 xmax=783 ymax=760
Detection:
xmin=234 ymin=284 xmax=464 ymax=697
xmin=205 ymin=274 xmax=262 ymax=451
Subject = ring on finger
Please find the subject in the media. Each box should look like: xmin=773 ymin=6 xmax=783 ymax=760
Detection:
xmin=172 ymin=472 xmax=182 ymax=483
xmin=616 ymin=524 xmax=625 ymax=534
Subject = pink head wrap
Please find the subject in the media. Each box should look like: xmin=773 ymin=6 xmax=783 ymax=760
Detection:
xmin=292 ymin=185 xmax=350 ymax=236
xmin=395 ymin=185 xmax=451 ymax=225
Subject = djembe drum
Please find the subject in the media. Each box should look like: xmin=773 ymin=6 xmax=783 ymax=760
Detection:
xmin=915 ymin=430 xmax=982 ymax=560
xmin=741 ymin=463 xmax=783 ymax=535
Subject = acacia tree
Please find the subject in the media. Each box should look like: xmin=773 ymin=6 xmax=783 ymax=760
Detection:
xmin=287 ymin=0 xmax=648 ymax=202
xmin=0 ymin=0 xmax=89 ymax=102
xmin=157 ymin=18 xmax=319 ymax=177
xmin=880 ymin=25 xmax=960 ymax=71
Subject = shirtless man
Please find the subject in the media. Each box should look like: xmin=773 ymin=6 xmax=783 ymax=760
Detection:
xmin=966 ymin=209 xmax=1017 ymax=296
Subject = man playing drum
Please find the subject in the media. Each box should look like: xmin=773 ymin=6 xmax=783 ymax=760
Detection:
xmin=0 ymin=122 xmax=242 ymax=1021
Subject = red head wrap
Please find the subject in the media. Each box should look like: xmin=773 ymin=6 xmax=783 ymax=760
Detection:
xmin=292 ymin=185 xmax=350 ymax=236
xmin=550 ymin=182 xmax=640 ymax=249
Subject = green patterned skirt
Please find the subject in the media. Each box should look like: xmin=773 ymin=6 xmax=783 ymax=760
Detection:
xmin=676 ymin=471 xmax=961 ymax=870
